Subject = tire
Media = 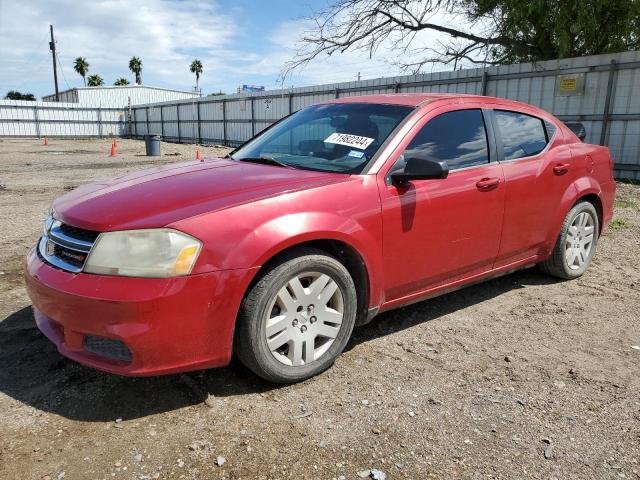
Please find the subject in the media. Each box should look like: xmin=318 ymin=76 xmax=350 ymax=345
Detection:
xmin=539 ymin=201 xmax=599 ymax=279
xmin=234 ymin=248 xmax=357 ymax=383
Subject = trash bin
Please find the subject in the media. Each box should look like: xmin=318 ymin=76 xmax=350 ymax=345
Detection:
xmin=145 ymin=134 xmax=161 ymax=156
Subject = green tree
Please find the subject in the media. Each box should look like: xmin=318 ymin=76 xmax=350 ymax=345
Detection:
xmin=190 ymin=59 xmax=203 ymax=91
xmin=285 ymin=0 xmax=640 ymax=74
xmin=4 ymin=90 xmax=36 ymax=100
xmin=114 ymin=78 xmax=130 ymax=86
xmin=129 ymin=56 xmax=143 ymax=85
xmin=87 ymin=74 xmax=104 ymax=87
xmin=73 ymin=57 xmax=89 ymax=86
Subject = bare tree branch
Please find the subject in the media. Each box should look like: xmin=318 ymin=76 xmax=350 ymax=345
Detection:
xmin=281 ymin=0 xmax=523 ymax=79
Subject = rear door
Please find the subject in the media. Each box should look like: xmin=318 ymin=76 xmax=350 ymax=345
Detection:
xmin=488 ymin=107 xmax=576 ymax=266
xmin=378 ymin=104 xmax=505 ymax=303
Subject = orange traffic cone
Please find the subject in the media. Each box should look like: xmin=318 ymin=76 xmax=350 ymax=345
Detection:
xmin=110 ymin=141 xmax=117 ymax=157
xmin=43 ymin=136 xmax=49 ymax=146
xmin=195 ymin=150 xmax=201 ymax=161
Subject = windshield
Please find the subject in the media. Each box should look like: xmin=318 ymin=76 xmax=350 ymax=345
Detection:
xmin=231 ymin=103 xmax=414 ymax=174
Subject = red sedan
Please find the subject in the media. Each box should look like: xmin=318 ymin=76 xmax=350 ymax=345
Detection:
xmin=25 ymin=94 xmax=616 ymax=383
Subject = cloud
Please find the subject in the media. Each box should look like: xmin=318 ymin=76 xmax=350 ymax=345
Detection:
xmin=0 ymin=0 xmax=474 ymax=98
xmin=0 ymin=0 xmax=241 ymax=95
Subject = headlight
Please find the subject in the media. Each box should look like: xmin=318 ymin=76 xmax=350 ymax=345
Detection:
xmin=84 ymin=229 xmax=202 ymax=278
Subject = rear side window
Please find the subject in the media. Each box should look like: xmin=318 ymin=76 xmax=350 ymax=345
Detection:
xmin=495 ymin=110 xmax=547 ymax=160
xmin=404 ymin=109 xmax=490 ymax=170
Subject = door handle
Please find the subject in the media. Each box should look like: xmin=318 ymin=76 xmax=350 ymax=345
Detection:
xmin=553 ymin=163 xmax=570 ymax=175
xmin=476 ymin=177 xmax=500 ymax=191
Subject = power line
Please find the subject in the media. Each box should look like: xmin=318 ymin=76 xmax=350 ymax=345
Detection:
xmin=55 ymin=50 xmax=72 ymax=91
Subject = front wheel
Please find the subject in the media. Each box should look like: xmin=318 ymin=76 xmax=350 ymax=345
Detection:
xmin=234 ymin=248 xmax=357 ymax=383
xmin=539 ymin=201 xmax=599 ymax=279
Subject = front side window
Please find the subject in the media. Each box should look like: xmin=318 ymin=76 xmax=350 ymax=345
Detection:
xmin=232 ymin=103 xmax=413 ymax=174
xmin=495 ymin=110 xmax=548 ymax=160
xmin=401 ymin=109 xmax=490 ymax=171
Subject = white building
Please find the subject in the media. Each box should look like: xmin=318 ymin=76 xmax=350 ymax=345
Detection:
xmin=42 ymin=85 xmax=199 ymax=108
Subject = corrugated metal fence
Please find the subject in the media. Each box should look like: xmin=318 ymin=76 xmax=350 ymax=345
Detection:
xmin=0 ymin=100 xmax=127 ymax=137
xmin=130 ymin=51 xmax=640 ymax=180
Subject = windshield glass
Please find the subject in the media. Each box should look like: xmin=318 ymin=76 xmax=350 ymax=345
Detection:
xmin=231 ymin=103 xmax=414 ymax=174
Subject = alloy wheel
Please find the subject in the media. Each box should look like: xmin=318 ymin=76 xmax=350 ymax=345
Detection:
xmin=565 ymin=211 xmax=595 ymax=270
xmin=264 ymin=272 xmax=344 ymax=367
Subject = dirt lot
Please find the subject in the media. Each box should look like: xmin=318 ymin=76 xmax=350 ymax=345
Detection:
xmin=0 ymin=138 xmax=639 ymax=480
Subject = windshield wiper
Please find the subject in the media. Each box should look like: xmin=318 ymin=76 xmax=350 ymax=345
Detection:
xmin=235 ymin=157 xmax=294 ymax=169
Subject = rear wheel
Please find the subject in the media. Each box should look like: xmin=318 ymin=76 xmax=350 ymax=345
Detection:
xmin=234 ymin=248 xmax=357 ymax=383
xmin=539 ymin=201 xmax=599 ymax=279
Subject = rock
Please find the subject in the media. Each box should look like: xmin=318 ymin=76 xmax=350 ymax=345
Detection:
xmin=319 ymin=440 xmax=328 ymax=448
xmin=631 ymin=345 xmax=640 ymax=350
xmin=56 ymin=473 xmax=65 ymax=480
xmin=177 ymin=459 xmax=185 ymax=468
xmin=134 ymin=453 xmax=143 ymax=462
xmin=357 ymin=470 xmax=371 ymax=478
xmin=408 ymin=411 xmax=415 ymax=417
xmin=215 ymin=456 xmax=226 ymax=466
xmin=504 ymin=356 xmax=511 ymax=362
xmin=370 ymin=470 xmax=386 ymax=480
xmin=204 ymin=394 xmax=216 ymax=408
xmin=542 ymin=438 xmax=553 ymax=459
xmin=372 ymin=428 xmax=381 ymax=435
xmin=553 ymin=381 xmax=565 ymax=389
xmin=115 ymin=461 xmax=122 ymax=468
xmin=361 ymin=400 xmax=370 ymax=406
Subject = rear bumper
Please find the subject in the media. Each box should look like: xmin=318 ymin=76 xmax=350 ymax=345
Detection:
xmin=24 ymin=247 xmax=257 ymax=376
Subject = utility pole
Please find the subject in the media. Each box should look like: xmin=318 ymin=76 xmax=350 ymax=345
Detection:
xmin=357 ymin=72 xmax=361 ymax=81
xmin=49 ymin=25 xmax=59 ymax=102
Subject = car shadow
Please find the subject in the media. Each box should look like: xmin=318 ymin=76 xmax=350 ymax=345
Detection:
xmin=0 ymin=267 xmax=560 ymax=422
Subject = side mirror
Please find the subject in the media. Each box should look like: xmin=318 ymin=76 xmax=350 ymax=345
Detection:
xmin=391 ymin=155 xmax=449 ymax=185
xmin=565 ymin=122 xmax=586 ymax=142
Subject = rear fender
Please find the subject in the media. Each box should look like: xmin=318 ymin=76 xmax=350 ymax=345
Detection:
xmin=542 ymin=182 xmax=579 ymax=255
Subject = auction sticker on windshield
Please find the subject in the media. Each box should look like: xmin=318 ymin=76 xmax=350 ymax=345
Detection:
xmin=324 ymin=132 xmax=374 ymax=150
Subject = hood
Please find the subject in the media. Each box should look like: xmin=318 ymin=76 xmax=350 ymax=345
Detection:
xmin=53 ymin=158 xmax=348 ymax=231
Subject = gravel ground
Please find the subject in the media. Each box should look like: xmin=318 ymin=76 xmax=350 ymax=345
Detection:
xmin=0 ymin=138 xmax=639 ymax=480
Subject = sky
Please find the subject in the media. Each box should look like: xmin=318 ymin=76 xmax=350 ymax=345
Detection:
xmin=0 ymin=0 xmax=467 ymax=99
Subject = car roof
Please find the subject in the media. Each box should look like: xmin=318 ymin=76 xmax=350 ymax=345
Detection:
xmin=321 ymin=93 xmax=524 ymax=108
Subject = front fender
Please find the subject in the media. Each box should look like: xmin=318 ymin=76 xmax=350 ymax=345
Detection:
xmin=170 ymin=177 xmax=385 ymax=309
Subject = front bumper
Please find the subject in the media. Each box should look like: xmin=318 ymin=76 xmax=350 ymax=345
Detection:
xmin=24 ymin=247 xmax=257 ymax=376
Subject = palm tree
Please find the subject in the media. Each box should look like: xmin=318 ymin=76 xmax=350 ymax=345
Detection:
xmin=190 ymin=59 xmax=203 ymax=91
xmin=87 ymin=74 xmax=104 ymax=87
xmin=73 ymin=57 xmax=89 ymax=86
xmin=129 ymin=57 xmax=142 ymax=85
xmin=114 ymin=78 xmax=130 ymax=86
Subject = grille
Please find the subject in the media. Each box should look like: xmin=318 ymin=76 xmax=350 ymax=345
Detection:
xmin=39 ymin=217 xmax=100 ymax=273
xmin=52 ymin=243 xmax=87 ymax=268
xmin=59 ymin=223 xmax=100 ymax=243
xmin=84 ymin=336 xmax=133 ymax=363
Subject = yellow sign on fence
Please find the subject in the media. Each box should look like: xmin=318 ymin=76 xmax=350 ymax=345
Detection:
xmin=556 ymin=74 xmax=585 ymax=96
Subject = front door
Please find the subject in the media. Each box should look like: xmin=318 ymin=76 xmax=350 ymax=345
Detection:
xmin=379 ymin=106 xmax=505 ymax=304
